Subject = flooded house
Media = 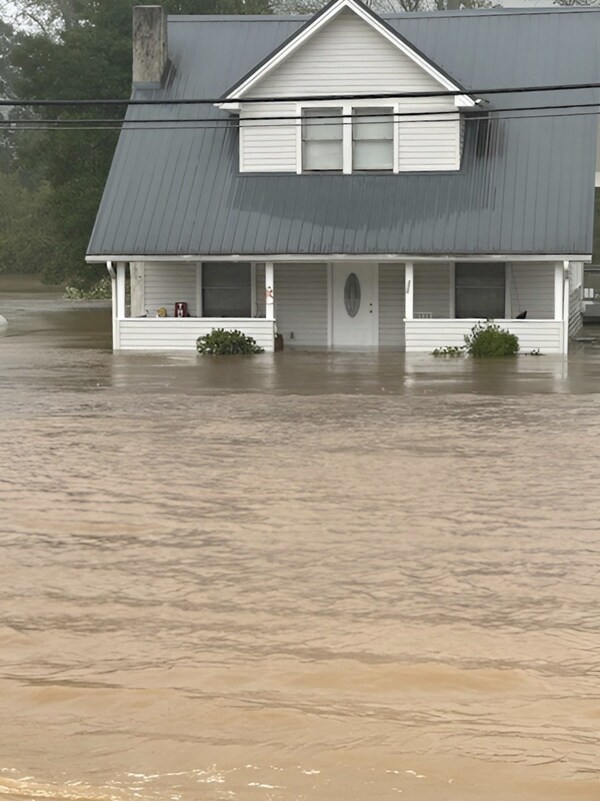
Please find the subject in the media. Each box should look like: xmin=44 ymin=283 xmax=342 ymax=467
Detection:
xmin=86 ymin=0 xmax=599 ymax=354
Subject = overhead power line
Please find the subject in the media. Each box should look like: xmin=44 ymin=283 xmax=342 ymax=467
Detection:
xmin=1 ymin=80 xmax=600 ymax=108
xmin=3 ymin=107 xmax=600 ymax=133
xmin=1 ymin=100 xmax=600 ymax=131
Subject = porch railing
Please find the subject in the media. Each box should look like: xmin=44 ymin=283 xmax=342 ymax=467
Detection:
xmin=116 ymin=317 xmax=276 ymax=351
xmin=404 ymin=319 xmax=564 ymax=354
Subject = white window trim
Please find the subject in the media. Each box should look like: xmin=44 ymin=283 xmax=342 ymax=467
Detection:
xmin=297 ymin=102 xmax=398 ymax=175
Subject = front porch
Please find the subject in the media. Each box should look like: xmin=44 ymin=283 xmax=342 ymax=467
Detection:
xmin=107 ymin=258 xmax=581 ymax=354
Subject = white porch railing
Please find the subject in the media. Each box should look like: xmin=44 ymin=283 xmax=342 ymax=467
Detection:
xmin=117 ymin=318 xmax=276 ymax=351
xmin=405 ymin=319 xmax=564 ymax=354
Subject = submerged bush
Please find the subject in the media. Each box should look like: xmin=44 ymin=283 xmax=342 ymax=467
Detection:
xmin=64 ymin=276 xmax=112 ymax=300
xmin=197 ymin=328 xmax=264 ymax=355
xmin=432 ymin=345 xmax=465 ymax=357
xmin=464 ymin=321 xmax=519 ymax=358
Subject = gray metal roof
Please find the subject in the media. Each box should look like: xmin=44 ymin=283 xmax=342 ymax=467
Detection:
xmin=87 ymin=8 xmax=600 ymax=259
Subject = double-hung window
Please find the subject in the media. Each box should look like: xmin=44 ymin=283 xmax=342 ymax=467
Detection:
xmin=352 ymin=107 xmax=394 ymax=171
xmin=455 ymin=263 xmax=506 ymax=319
xmin=301 ymin=108 xmax=343 ymax=172
xmin=202 ymin=263 xmax=251 ymax=317
xmin=301 ymin=106 xmax=395 ymax=173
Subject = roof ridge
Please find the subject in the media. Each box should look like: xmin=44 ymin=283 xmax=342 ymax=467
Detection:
xmin=169 ymin=6 xmax=600 ymax=23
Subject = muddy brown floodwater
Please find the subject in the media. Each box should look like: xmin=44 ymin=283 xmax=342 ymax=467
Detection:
xmin=1 ymin=275 xmax=600 ymax=801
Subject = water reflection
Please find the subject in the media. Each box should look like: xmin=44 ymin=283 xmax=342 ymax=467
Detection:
xmin=1 ymin=276 xmax=600 ymax=801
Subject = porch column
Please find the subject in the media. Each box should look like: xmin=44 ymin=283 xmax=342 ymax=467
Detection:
xmin=563 ymin=260 xmax=570 ymax=355
xmin=554 ymin=262 xmax=564 ymax=322
xmin=116 ymin=261 xmax=127 ymax=320
xmin=265 ymin=261 xmax=275 ymax=320
xmin=107 ymin=261 xmax=119 ymax=350
xmin=405 ymin=262 xmax=414 ymax=319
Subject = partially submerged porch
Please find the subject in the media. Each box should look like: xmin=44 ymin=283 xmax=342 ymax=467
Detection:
xmin=107 ymin=258 xmax=583 ymax=355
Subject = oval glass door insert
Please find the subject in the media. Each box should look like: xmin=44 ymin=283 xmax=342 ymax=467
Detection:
xmin=344 ymin=273 xmax=361 ymax=318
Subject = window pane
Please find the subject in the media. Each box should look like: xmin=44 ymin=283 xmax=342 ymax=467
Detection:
xmin=303 ymin=140 xmax=343 ymax=171
xmin=455 ymin=264 xmax=505 ymax=318
xmin=302 ymin=108 xmax=343 ymax=141
xmin=353 ymin=108 xmax=393 ymax=141
xmin=353 ymin=140 xmax=393 ymax=170
xmin=203 ymin=288 xmax=251 ymax=317
xmin=203 ymin=262 xmax=251 ymax=288
xmin=202 ymin=263 xmax=251 ymax=317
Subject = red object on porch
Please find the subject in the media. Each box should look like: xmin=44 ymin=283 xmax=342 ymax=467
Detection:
xmin=174 ymin=301 xmax=188 ymax=317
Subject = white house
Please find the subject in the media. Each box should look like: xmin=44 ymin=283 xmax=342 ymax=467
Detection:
xmin=87 ymin=0 xmax=599 ymax=353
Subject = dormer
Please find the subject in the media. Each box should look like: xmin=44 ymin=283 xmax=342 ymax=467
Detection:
xmin=218 ymin=0 xmax=474 ymax=175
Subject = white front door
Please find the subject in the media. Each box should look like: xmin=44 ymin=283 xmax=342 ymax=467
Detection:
xmin=332 ymin=263 xmax=378 ymax=347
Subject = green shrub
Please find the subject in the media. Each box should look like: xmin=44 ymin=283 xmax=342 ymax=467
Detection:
xmin=196 ymin=328 xmax=264 ymax=355
xmin=464 ymin=321 xmax=519 ymax=358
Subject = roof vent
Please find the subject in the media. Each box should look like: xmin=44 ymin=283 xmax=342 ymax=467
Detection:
xmin=133 ymin=5 xmax=169 ymax=87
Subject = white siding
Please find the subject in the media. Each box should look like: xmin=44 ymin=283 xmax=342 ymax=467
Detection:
xmin=274 ymin=263 xmax=328 ymax=346
xmin=240 ymin=103 xmax=297 ymax=173
xmin=508 ymin=262 xmax=554 ymax=319
xmin=414 ymin=262 xmax=451 ymax=317
xmin=118 ymin=319 xmax=276 ymax=351
xmin=378 ymin=263 xmax=405 ymax=347
xmin=241 ymin=9 xmax=461 ymax=173
xmin=405 ymin=319 xmax=564 ymax=354
xmin=398 ymin=110 xmax=460 ymax=172
xmin=248 ymin=10 xmax=447 ymax=97
xmin=142 ymin=262 xmax=198 ymax=316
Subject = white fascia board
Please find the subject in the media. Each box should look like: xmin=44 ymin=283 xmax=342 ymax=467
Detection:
xmin=86 ymin=254 xmax=592 ymax=264
xmin=222 ymin=0 xmax=475 ymax=107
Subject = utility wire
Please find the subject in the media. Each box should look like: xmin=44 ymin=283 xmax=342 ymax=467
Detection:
xmin=3 ymin=107 xmax=600 ymax=132
xmin=1 ymin=80 xmax=600 ymax=108
xmin=1 ymin=101 xmax=599 ymax=130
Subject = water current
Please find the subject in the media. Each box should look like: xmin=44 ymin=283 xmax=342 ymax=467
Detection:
xmin=1 ymin=275 xmax=599 ymax=801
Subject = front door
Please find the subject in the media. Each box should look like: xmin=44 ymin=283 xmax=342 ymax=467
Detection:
xmin=332 ymin=263 xmax=378 ymax=347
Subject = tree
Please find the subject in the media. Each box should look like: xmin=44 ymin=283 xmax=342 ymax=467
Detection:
xmin=6 ymin=0 xmax=275 ymax=287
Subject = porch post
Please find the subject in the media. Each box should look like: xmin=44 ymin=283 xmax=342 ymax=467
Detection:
xmin=107 ymin=261 xmax=119 ymax=350
xmin=265 ymin=261 xmax=275 ymax=321
xmin=563 ymin=260 xmax=570 ymax=355
xmin=116 ymin=261 xmax=127 ymax=320
xmin=405 ymin=262 xmax=414 ymax=319
xmin=554 ymin=262 xmax=564 ymax=322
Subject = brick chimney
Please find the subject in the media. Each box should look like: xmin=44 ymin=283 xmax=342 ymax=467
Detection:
xmin=132 ymin=5 xmax=169 ymax=86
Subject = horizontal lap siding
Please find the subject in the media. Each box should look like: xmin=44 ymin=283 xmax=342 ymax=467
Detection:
xmin=275 ymin=263 xmax=328 ymax=346
xmin=398 ymin=112 xmax=460 ymax=172
xmin=509 ymin=262 xmax=554 ymax=319
xmin=248 ymin=10 xmax=445 ymax=96
xmin=405 ymin=320 xmax=563 ymax=353
xmin=414 ymin=263 xmax=451 ymax=317
xmin=143 ymin=262 xmax=198 ymax=316
xmin=379 ymin=263 xmax=405 ymax=346
xmin=240 ymin=103 xmax=297 ymax=172
xmin=119 ymin=319 xmax=276 ymax=351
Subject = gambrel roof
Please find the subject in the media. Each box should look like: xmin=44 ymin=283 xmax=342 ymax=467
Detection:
xmin=87 ymin=7 xmax=600 ymax=260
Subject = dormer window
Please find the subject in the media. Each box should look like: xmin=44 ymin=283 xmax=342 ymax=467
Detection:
xmin=302 ymin=108 xmax=343 ymax=172
xmin=352 ymin=108 xmax=394 ymax=171
xmin=299 ymin=105 xmax=396 ymax=174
